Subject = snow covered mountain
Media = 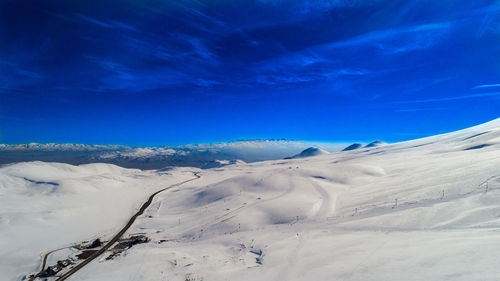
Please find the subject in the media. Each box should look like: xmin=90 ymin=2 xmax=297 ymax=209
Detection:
xmin=0 ymin=140 xmax=346 ymax=169
xmin=287 ymin=147 xmax=330 ymax=158
xmin=0 ymin=143 xmax=127 ymax=151
xmin=364 ymin=140 xmax=386 ymax=147
xmin=2 ymin=118 xmax=500 ymax=281
xmin=342 ymin=143 xmax=363 ymax=151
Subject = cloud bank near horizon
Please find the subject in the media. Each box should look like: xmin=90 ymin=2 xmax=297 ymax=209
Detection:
xmin=0 ymin=140 xmax=350 ymax=169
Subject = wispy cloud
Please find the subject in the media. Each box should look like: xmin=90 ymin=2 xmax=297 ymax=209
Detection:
xmin=253 ymin=51 xmax=328 ymax=72
xmin=121 ymin=36 xmax=174 ymax=61
xmin=406 ymin=77 xmax=453 ymax=93
xmin=243 ymin=22 xmax=450 ymax=87
xmin=83 ymin=56 xmax=188 ymax=91
xmin=173 ymin=1 xmax=227 ymax=31
xmin=52 ymin=13 xmax=138 ymax=32
xmin=121 ymin=33 xmax=219 ymax=66
xmin=471 ymin=83 xmax=500 ymax=90
xmin=255 ymin=74 xmax=315 ymax=85
xmin=397 ymin=92 xmax=500 ymax=104
xmin=15 ymin=69 xmax=43 ymax=79
xmin=251 ymin=67 xmax=370 ymax=86
xmin=0 ymin=86 xmax=23 ymax=95
xmin=322 ymin=22 xmax=452 ymax=54
xmin=258 ymin=0 xmax=378 ymax=16
xmin=249 ymin=48 xmax=371 ymax=86
xmin=178 ymin=35 xmax=219 ymax=65
xmin=193 ymin=79 xmax=221 ymax=87
xmin=475 ymin=1 xmax=500 ymax=36
xmin=337 ymin=69 xmax=369 ymax=76
xmin=77 ymin=13 xmax=138 ymax=31
xmin=98 ymin=67 xmax=189 ymax=91
xmin=0 ymin=63 xmax=44 ymax=94
xmin=395 ymin=107 xmax=447 ymax=112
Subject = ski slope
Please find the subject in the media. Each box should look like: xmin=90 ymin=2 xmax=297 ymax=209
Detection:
xmin=2 ymin=118 xmax=500 ymax=281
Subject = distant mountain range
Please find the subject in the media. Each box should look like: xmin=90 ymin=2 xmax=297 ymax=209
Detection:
xmin=0 ymin=140 xmax=349 ymax=169
xmin=0 ymin=143 xmax=127 ymax=151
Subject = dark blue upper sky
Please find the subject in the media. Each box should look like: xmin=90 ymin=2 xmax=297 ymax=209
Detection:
xmin=1 ymin=0 xmax=499 ymax=145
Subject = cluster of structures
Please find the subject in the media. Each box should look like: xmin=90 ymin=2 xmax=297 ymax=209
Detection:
xmin=24 ymin=235 xmax=150 ymax=280
xmin=24 ymin=257 xmax=75 ymax=281
xmin=40 ymin=259 xmax=73 ymax=277
xmin=24 ymin=238 xmax=103 ymax=281
xmin=105 ymin=235 xmax=149 ymax=260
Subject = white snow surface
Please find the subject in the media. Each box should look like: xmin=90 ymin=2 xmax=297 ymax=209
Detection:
xmin=0 ymin=163 xmax=196 ymax=280
xmin=2 ymin=118 xmax=500 ymax=281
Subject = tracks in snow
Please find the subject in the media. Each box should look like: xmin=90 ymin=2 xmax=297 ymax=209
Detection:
xmin=329 ymin=175 xmax=500 ymax=226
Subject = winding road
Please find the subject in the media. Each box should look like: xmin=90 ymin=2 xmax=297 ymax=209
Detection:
xmin=33 ymin=172 xmax=201 ymax=281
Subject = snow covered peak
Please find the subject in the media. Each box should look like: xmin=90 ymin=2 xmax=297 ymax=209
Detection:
xmin=289 ymin=147 xmax=330 ymax=159
xmin=342 ymin=143 xmax=363 ymax=151
xmin=364 ymin=140 xmax=386 ymax=148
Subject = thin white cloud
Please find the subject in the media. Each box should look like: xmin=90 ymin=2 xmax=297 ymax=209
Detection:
xmin=321 ymin=22 xmax=451 ymax=54
xmin=397 ymin=92 xmax=500 ymax=104
xmin=395 ymin=107 xmax=446 ymax=112
xmin=76 ymin=14 xmax=138 ymax=31
xmin=52 ymin=13 xmax=138 ymax=32
xmin=193 ymin=79 xmax=221 ymax=87
xmin=471 ymin=84 xmax=500 ymax=90
xmin=246 ymin=22 xmax=450 ymax=87
xmin=259 ymin=0 xmax=379 ymax=13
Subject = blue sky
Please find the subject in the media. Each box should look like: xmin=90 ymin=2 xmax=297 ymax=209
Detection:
xmin=0 ymin=0 xmax=499 ymax=145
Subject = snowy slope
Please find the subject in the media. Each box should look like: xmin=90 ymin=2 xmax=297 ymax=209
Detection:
xmin=0 ymin=162 xmax=196 ymax=281
xmin=2 ymin=118 xmax=500 ymax=281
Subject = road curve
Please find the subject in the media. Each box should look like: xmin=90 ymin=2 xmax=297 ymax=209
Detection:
xmin=31 ymin=246 xmax=71 ymax=279
xmin=54 ymin=172 xmax=200 ymax=281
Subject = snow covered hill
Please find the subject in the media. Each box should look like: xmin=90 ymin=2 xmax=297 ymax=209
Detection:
xmin=288 ymin=147 xmax=330 ymax=158
xmin=364 ymin=140 xmax=386 ymax=147
xmin=342 ymin=143 xmax=363 ymax=151
xmin=2 ymin=118 xmax=500 ymax=281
